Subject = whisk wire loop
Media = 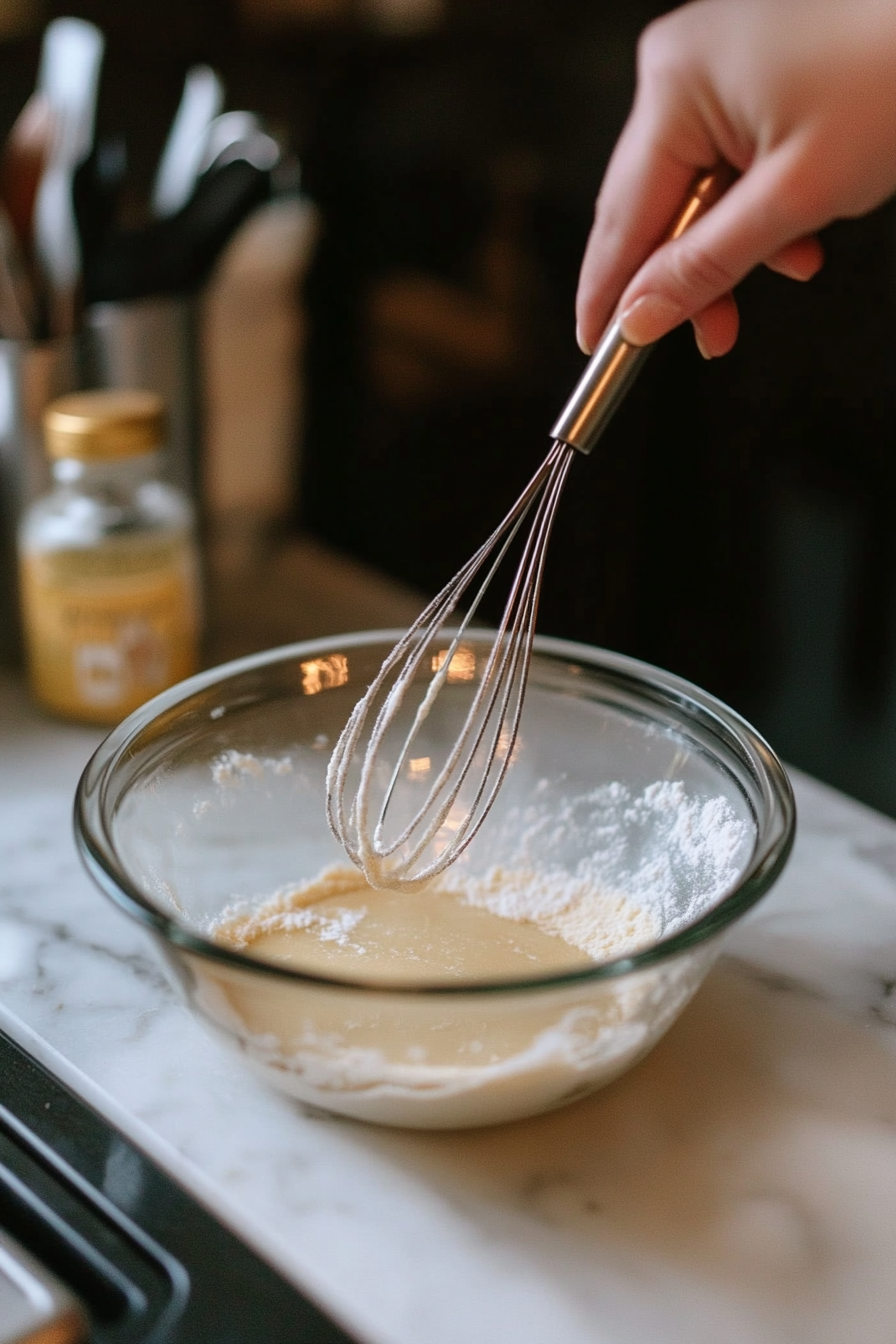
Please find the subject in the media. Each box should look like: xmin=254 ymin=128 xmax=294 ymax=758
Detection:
xmin=331 ymin=446 xmax=556 ymax=853
xmin=374 ymin=462 xmax=562 ymax=872
xmin=326 ymin=440 xmax=574 ymax=888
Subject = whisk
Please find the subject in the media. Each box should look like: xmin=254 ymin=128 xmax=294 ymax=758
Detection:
xmin=327 ymin=167 xmax=731 ymax=890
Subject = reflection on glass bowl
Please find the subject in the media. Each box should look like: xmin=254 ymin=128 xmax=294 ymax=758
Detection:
xmin=75 ymin=632 xmax=794 ymax=1129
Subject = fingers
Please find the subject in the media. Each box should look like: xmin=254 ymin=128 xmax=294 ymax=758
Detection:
xmin=616 ymin=145 xmax=821 ymax=348
xmin=575 ymin=99 xmax=711 ymax=353
xmin=764 ymin=233 xmax=824 ymax=280
xmin=575 ymin=0 xmax=832 ymax=359
xmin=691 ymin=292 xmax=739 ymax=358
xmin=621 ymin=231 xmax=821 ymax=361
xmin=576 ymin=137 xmax=701 ymax=352
xmin=686 ymin=234 xmax=821 ymax=359
xmin=576 ymin=9 xmax=732 ymax=353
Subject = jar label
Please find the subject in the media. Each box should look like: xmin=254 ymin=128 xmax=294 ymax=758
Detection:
xmin=20 ymin=546 xmax=200 ymax=724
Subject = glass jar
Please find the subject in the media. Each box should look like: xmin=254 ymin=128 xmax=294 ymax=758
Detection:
xmin=18 ymin=390 xmax=201 ymax=724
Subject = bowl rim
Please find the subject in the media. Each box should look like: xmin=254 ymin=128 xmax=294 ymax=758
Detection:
xmin=74 ymin=630 xmax=796 ymax=997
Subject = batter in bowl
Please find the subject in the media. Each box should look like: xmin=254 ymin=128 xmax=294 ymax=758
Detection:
xmin=211 ymin=864 xmax=658 ymax=984
xmin=197 ymin=771 xmax=745 ymax=1126
xmin=201 ymin=863 xmax=674 ymax=1127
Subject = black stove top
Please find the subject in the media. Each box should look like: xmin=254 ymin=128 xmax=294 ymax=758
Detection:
xmin=0 ymin=1028 xmax=356 ymax=1343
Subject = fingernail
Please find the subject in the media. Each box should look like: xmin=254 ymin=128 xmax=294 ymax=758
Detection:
xmin=619 ymin=294 xmax=684 ymax=347
xmin=576 ymin=322 xmax=591 ymax=355
xmin=775 ymin=257 xmax=818 ymax=282
xmin=692 ymin=323 xmax=712 ymax=360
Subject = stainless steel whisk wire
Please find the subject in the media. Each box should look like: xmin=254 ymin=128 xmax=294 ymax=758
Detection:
xmin=327 ymin=167 xmax=732 ymax=890
xmin=326 ymin=439 xmax=574 ymax=886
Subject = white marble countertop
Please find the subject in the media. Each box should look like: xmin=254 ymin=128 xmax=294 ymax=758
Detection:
xmin=4 ymin=542 xmax=896 ymax=1344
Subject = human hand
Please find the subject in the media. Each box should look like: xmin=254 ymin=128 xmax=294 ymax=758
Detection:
xmin=576 ymin=0 xmax=896 ymax=358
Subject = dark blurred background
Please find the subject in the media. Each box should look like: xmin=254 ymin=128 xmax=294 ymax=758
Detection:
xmin=4 ymin=0 xmax=896 ymax=814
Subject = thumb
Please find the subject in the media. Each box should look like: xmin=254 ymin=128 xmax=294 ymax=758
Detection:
xmin=617 ymin=144 xmax=818 ymax=346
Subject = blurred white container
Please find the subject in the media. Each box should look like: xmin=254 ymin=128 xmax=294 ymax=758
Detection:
xmin=200 ymin=194 xmax=318 ymax=530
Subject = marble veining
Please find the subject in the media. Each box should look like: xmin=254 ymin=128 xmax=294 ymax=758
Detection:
xmin=3 ymin=670 xmax=896 ymax=1343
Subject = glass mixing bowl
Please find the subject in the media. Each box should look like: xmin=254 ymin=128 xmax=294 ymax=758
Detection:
xmin=75 ymin=632 xmax=794 ymax=1129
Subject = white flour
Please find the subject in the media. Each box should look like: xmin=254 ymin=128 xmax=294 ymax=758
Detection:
xmin=220 ymin=895 xmax=368 ymax=951
xmin=211 ymin=748 xmax=294 ymax=786
xmin=208 ymin=762 xmax=749 ymax=965
xmin=453 ymin=777 xmax=750 ymax=937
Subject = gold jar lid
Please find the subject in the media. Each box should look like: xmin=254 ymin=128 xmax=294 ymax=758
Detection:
xmin=43 ymin=390 xmax=166 ymax=460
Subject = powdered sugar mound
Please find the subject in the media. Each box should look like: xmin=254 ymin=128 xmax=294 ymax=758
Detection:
xmin=609 ymin=781 xmax=748 ymax=930
xmin=471 ymin=779 xmax=752 ymax=937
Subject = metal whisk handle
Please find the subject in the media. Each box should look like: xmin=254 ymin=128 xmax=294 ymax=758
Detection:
xmin=550 ymin=165 xmax=734 ymax=456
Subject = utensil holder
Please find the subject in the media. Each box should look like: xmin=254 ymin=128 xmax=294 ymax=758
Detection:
xmin=84 ymin=296 xmax=200 ymax=505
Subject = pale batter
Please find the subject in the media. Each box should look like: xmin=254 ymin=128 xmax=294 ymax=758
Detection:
xmin=194 ymin=766 xmax=746 ymax=1125
xmin=212 ymin=863 xmax=659 ymax=984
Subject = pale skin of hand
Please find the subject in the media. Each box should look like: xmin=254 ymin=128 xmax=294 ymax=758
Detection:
xmin=575 ymin=0 xmax=896 ymax=359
